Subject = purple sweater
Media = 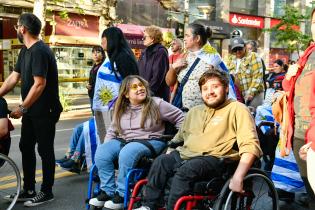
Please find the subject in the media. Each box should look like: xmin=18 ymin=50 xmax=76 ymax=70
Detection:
xmin=105 ymin=97 xmax=184 ymax=141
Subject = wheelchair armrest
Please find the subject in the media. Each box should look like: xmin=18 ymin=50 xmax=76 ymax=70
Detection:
xmin=160 ymin=134 xmax=175 ymax=141
xmin=258 ymin=120 xmax=275 ymax=129
xmin=167 ymin=141 xmax=184 ymax=149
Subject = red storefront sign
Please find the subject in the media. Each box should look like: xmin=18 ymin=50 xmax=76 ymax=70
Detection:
xmin=229 ymin=13 xmax=264 ymax=29
xmin=55 ymin=13 xmax=99 ymax=37
xmin=270 ymin=18 xmax=300 ymax=31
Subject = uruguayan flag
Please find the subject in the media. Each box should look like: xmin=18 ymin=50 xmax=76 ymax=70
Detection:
xmin=93 ymin=57 xmax=122 ymax=112
xmin=255 ymin=105 xmax=275 ymax=134
xmin=271 ymin=150 xmax=305 ymax=193
xmin=84 ymin=118 xmax=100 ymax=170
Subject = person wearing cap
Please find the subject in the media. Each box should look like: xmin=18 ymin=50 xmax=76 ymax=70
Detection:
xmin=0 ymin=13 xmax=63 ymax=206
xmin=225 ymin=37 xmax=264 ymax=107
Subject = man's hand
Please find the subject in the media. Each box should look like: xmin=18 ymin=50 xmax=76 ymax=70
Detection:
xmin=86 ymin=84 xmax=92 ymax=91
xmin=245 ymin=95 xmax=254 ymax=105
xmin=229 ymin=175 xmax=244 ymax=193
xmin=9 ymin=106 xmax=23 ymax=119
xmin=171 ymin=58 xmax=187 ymax=73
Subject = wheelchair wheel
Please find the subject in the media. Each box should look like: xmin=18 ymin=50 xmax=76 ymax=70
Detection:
xmin=0 ymin=153 xmax=21 ymax=210
xmin=214 ymin=171 xmax=278 ymax=210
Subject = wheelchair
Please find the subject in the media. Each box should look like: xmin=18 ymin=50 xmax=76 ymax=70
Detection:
xmin=86 ymin=135 xmax=174 ymax=210
xmin=128 ymin=159 xmax=279 ymax=210
xmin=0 ymin=119 xmax=21 ymax=210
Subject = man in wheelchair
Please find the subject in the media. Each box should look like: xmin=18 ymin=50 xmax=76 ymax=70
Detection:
xmin=134 ymin=69 xmax=262 ymax=210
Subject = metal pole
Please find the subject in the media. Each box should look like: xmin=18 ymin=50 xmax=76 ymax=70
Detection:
xmin=184 ymin=0 xmax=189 ymax=33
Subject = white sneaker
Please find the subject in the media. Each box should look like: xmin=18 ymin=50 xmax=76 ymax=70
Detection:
xmin=133 ymin=206 xmax=151 ymax=210
xmin=89 ymin=197 xmax=106 ymax=207
xmin=89 ymin=190 xmax=111 ymax=207
xmin=104 ymin=192 xmax=124 ymax=209
xmin=104 ymin=200 xmax=124 ymax=209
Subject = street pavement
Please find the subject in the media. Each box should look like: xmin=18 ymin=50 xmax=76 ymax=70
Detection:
xmin=0 ymin=94 xmax=311 ymax=210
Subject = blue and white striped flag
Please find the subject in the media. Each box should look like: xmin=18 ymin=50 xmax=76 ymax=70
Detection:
xmin=84 ymin=118 xmax=100 ymax=170
xmin=255 ymin=105 xmax=275 ymax=134
xmin=271 ymin=150 xmax=305 ymax=193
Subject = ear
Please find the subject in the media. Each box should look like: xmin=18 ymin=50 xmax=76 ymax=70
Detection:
xmin=195 ymin=35 xmax=201 ymax=44
xmin=225 ymin=86 xmax=229 ymax=95
xmin=125 ymin=93 xmax=129 ymax=99
xmin=21 ymin=26 xmax=27 ymax=34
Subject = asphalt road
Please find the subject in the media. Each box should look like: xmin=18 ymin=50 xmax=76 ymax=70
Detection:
xmin=0 ymin=115 xmax=91 ymax=210
xmin=0 ymin=116 xmax=311 ymax=210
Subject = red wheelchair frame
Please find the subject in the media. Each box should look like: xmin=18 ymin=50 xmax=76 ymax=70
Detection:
xmin=128 ymin=168 xmax=279 ymax=210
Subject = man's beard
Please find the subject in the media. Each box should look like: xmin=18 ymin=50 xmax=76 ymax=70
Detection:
xmin=204 ymin=94 xmax=227 ymax=109
xmin=17 ymin=32 xmax=23 ymax=44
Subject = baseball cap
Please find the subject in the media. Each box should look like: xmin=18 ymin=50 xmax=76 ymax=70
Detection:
xmin=230 ymin=37 xmax=245 ymax=51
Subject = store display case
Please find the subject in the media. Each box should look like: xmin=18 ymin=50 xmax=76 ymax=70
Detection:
xmin=52 ymin=46 xmax=93 ymax=94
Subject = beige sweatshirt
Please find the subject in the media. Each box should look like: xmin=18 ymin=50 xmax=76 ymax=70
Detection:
xmin=172 ymin=99 xmax=262 ymax=160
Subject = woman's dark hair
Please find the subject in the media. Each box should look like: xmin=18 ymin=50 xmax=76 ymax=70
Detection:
xmin=274 ymin=59 xmax=288 ymax=72
xmin=101 ymin=27 xmax=137 ymax=73
xmin=274 ymin=59 xmax=284 ymax=67
xmin=92 ymin=45 xmax=105 ymax=61
xmin=188 ymin=23 xmax=212 ymax=46
xmin=18 ymin=13 xmax=41 ymax=36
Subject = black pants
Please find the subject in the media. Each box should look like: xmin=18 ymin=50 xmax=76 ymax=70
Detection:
xmin=292 ymin=136 xmax=315 ymax=208
xmin=143 ymin=151 xmax=222 ymax=210
xmin=19 ymin=114 xmax=60 ymax=194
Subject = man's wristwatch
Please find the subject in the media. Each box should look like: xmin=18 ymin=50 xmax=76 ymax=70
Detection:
xmin=19 ymin=105 xmax=28 ymax=114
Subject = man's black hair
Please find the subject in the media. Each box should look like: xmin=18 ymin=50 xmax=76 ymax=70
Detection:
xmin=19 ymin=13 xmax=42 ymax=36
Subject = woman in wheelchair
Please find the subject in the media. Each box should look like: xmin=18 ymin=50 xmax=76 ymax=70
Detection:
xmin=89 ymin=75 xmax=184 ymax=209
xmin=134 ymin=69 xmax=263 ymax=210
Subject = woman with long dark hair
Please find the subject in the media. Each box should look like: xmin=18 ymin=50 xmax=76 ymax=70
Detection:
xmin=89 ymin=75 xmax=183 ymax=209
xmin=93 ymin=27 xmax=139 ymax=141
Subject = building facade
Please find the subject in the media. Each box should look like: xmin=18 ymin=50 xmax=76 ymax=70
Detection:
xmin=0 ymin=0 xmax=312 ymax=94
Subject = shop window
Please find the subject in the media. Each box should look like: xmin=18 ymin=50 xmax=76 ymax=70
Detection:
xmin=230 ymin=0 xmax=259 ymax=16
xmin=52 ymin=46 xmax=93 ymax=94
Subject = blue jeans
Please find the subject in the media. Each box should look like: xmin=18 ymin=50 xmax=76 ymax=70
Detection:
xmin=68 ymin=123 xmax=85 ymax=159
xmin=94 ymin=139 xmax=166 ymax=197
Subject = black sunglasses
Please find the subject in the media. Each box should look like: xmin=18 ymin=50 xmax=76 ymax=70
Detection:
xmin=232 ymin=47 xmax=244 ymax=53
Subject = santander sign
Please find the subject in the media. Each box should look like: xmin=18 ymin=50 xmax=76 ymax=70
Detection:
xmin=229 ymin=13 xmax=264 ymax=29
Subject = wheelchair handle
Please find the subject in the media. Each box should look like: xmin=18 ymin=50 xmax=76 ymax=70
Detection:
xmin=258 ymin=120 xmax=275 ymax=129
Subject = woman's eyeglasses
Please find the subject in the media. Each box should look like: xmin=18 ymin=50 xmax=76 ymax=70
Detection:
xmin=130 ymin=83 xmax=144 ymax=91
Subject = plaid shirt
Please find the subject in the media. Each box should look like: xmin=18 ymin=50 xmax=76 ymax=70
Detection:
xmin=225 ymin=52 xmax=264 ymax=97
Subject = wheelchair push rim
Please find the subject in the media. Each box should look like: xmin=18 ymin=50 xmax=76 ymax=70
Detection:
xmin=0 ymin=153 xmax=21 ymax=210
xmin=221 ymin=173 xmax=279 ymax=210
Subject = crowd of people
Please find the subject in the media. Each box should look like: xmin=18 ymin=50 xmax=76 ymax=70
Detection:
xmin=0 ymin=9 xmax=314 ymax=210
